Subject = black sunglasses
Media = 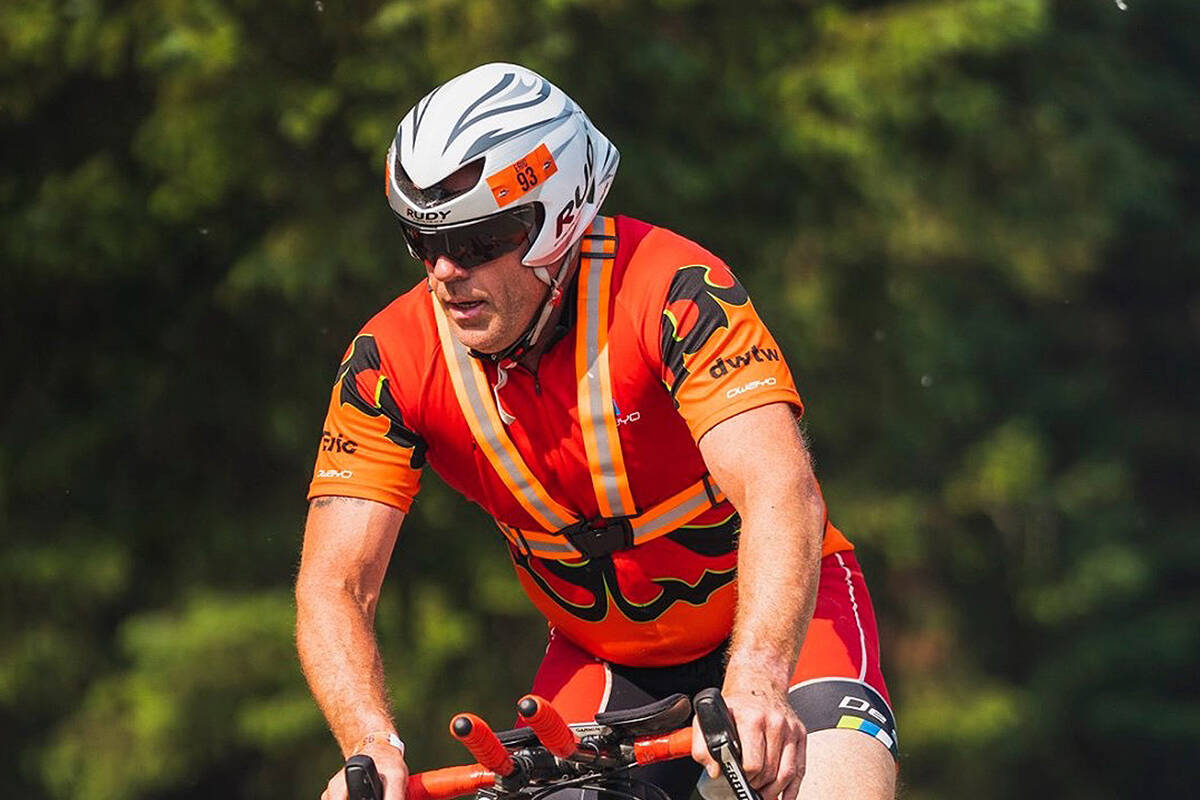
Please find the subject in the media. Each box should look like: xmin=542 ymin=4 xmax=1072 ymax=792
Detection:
xmin=399 ymin=204 xmax=542 ymax=269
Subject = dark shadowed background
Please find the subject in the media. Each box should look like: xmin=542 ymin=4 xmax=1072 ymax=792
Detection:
xmin=2 ymin=1 xmax=1197 ymax=797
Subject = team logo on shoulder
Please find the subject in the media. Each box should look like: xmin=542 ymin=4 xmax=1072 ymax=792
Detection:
xmin=661 ymin=264 xmax=750 ymax=398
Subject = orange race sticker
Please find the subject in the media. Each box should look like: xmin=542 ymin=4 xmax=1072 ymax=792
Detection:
xmin=486 ymin=144 xmax=557 ymax=208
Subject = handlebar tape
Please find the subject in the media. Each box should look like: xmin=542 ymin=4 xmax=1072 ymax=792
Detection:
xmin=516 ymin=694 xmax=577 ymax=758
xmin=450 ymin=713 xmax=516 ymax=776
xmin=406 ymin=764 xmax=495 ymax=800
xmin=633 ymin=728 xmax=694 ymax=765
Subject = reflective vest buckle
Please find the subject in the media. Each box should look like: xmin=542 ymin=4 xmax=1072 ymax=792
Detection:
xmin=562 ymin=517 xmax=634 ymax=559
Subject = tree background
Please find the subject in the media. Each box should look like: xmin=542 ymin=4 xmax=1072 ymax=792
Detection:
xmin=2 ymin=0 xmax=1196 ymax=797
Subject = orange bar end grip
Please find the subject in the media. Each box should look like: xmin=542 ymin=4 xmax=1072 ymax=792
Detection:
xmin=449 ymin=713 xmax=515 ymax=776
xmin=516 ymin=694 xmax=577 ymax=757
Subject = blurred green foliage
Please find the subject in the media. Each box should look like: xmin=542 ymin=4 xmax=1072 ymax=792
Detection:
xmin=2 ymin=1 xmax=1197 ymax=798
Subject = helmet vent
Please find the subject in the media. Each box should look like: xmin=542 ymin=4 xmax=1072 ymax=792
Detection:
xmin=395 ymin=157 xmax=483 ymax=209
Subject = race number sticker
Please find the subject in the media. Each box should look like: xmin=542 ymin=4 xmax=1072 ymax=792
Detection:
xmin=486 ymin=144 xmax=557 ymax=208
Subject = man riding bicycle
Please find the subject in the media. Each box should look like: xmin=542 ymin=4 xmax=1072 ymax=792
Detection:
xmin=296 ymin=63 xmax=898 ymax=800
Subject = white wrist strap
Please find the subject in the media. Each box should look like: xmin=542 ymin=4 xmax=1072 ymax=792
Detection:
xmin=352 ymin=730 xmax=405 ymax=756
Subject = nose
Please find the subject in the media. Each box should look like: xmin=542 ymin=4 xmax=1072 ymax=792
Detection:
xmin=429 ymin=254 xmax=470 ymax=283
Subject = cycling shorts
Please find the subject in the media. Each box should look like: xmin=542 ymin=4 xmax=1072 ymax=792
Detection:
xmin=526 ymin=550 xmax=897 ymax=799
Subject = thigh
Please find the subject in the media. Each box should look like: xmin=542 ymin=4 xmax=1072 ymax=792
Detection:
xmin=798 ymin=729 xmax=895 ymax=800
xmin=787 ymin=551 xmax=898 ymax=764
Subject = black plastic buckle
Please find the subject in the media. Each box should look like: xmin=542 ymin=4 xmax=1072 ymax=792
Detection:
xmin=562 ymin=517 xmax=634 ymax=559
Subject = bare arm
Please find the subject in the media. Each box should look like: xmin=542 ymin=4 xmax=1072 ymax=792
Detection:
xmin=296 ymin=495 xmax=408 ymax=798
xmin=694 ymin=402 xmax=825 ymax=800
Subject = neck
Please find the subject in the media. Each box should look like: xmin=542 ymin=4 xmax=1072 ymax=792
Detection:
xmin=517 ymin=243 xmax=583 ymax=368
xmin=517 ymin=294 xmax=570 ymax=371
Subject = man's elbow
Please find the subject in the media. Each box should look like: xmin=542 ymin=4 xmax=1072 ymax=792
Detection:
xmin=296 ymin=567 xmax=378 ymax=620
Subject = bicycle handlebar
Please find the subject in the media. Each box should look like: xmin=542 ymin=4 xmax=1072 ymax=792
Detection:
xmin=405 ymin=725 xmax=694 ymax=800
xmin=406 ymin=763 xmax=497 ymax=800
xmin=450 ymin=713 xmax=515 ymax=777
xmin=346 ymin=689 xmax=744 ymax=800
xmin=516 ymin=694 xmax=577 ymax=758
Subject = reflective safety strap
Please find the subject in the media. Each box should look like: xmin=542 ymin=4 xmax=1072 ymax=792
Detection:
xmin=498 ymin=475 xmax=726 ymax=560
xmin=629 ymin=476 xmax=726 ymax=545
xmin=432 ymin=293 xmax=577 ymax=532
xmin=434 ymin=214 xmax=709 ymax=558
xmin=576 ymin=216 xmax=637 ymax=518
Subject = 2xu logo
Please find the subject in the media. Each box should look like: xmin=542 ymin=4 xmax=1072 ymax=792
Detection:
xmin=317 ymin=469 xmax=354 ymax=479
xmin=321 ymin=430 xmax=358 ymax=454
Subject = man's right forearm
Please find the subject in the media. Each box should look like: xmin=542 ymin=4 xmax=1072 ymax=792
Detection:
xmin=297 ymin=582 xmax=397 ymax=755
xmin=295 ymin=496 xmax=406 ymax=757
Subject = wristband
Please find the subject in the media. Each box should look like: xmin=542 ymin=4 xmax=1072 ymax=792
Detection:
xmin=352 ymin=730 xmax=406 ymax=756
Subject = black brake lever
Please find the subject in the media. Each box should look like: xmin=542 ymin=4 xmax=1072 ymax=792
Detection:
xmin=693 ymin=688 xmax=762 ymax=800
xmin=345 ymin=754 xmax=384 ymax=800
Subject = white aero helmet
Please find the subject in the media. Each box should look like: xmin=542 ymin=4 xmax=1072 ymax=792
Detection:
xmin=385 ymin=62 xmax=620 ymax=275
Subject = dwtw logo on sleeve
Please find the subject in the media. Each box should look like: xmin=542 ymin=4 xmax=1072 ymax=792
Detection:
xmin=708 ymin=344 xmax=780 ymax=378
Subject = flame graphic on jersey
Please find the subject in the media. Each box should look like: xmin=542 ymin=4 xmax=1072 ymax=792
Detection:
xmin=660 ymin=263 xmax=750 ymax=399
xmin=509 ymin=515 xmax=739 ymax=623
xmin=336 ymin=334 xmax=428 ymax=467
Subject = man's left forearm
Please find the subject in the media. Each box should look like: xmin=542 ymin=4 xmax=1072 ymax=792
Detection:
xmin=724 ymin=465 xmax=825 ymax=694
xmin=695 ymin=403 xmax=829 ymax=795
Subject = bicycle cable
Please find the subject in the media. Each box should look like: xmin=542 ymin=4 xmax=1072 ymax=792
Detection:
xmin=524 ymin=765 xmax=673 ymax=800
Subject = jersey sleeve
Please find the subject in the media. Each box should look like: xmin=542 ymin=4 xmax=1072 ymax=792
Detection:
xmin=308 ymin=332 xmax=427 ymax=511
xmin=657 ymin=260 xmax=803 ymax=442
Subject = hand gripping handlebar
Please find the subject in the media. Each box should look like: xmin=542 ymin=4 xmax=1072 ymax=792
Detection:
xmin=345 ymin=754 xmax=384 ymax=800
xmin=693 ymin=688 xmax=762 ymax=800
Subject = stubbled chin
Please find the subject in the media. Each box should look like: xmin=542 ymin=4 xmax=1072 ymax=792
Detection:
xmin=448 ymin=317 xmax=498 ymax=351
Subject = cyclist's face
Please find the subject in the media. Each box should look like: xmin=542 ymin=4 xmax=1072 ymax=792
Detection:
xmin=427 ymin=248 xmax=546 ymax=355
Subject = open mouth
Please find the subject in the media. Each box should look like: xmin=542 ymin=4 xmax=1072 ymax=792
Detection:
xmin=444 ymin=298 xmax=488 ymax=321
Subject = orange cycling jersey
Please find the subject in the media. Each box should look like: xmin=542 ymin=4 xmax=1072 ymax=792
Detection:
xmin=310 ymin=215 xmax=853 ymax=666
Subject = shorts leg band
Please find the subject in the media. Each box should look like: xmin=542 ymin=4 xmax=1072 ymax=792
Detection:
xmin=788 ymin=677 xmax=899 ymax=760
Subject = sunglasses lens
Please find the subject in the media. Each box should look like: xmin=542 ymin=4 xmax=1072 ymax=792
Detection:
xmin=401 ymin=205 xmax=539 ymax=269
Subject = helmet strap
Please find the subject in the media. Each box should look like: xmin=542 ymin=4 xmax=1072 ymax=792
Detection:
xmin=469 ymin=240 xmax=583 ymax=366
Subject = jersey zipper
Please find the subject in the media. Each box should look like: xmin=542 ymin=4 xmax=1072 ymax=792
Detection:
xmin=501 ymin=361 xmax=576 ymax=516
